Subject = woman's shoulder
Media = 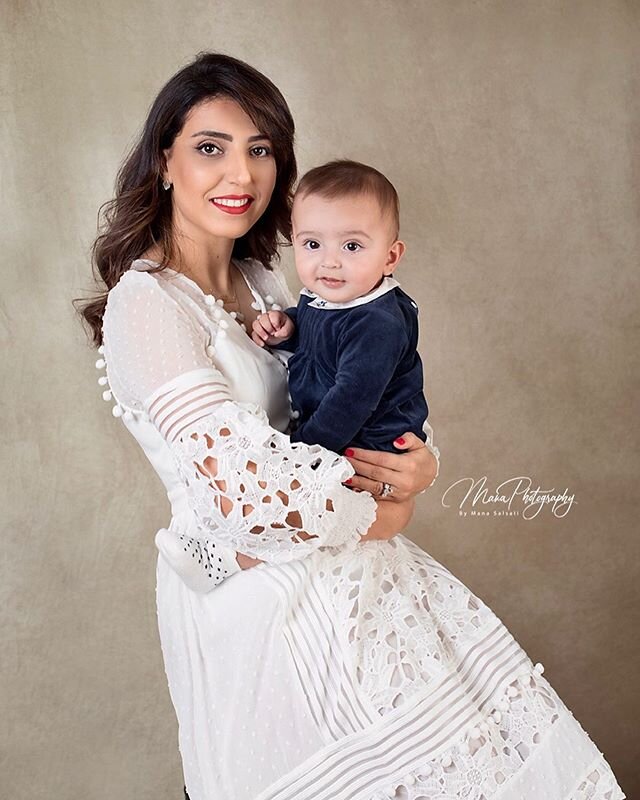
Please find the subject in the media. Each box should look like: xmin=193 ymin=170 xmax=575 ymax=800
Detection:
xmin=106 ymin=260 xmax=173 ymax=301
xmin=103 ymin=261 xmax=186 ymax=337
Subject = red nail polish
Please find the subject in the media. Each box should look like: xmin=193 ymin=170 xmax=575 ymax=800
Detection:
xmin=345 ymin=478 xmax=352 ymax=484
xmin=345 ymin=448 xmax=354 ymax=457
xmin=395 ymin=437 xmax=405 ymax=445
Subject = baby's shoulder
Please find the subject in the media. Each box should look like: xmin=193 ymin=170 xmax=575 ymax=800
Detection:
xmin=377 ymin=288 xmax=421 ymax=333
xmin=344 ymin=297 xmax=410 ymax=339
xmin=365 ymin=287 xmax=418 ymax=321
xmin=389 ymin=286 xmax=420 ymax=313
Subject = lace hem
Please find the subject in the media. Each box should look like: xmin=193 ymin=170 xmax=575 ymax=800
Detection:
xmin=369 ymin=755 xmax=625 ymax=800
xmin=364 ymin=670 xmax=625 ymax=799
xmin=309 ymin=537 xmax=625 ymax=800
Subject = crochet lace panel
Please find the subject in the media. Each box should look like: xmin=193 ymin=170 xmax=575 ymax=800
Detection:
xmin=166 ymin=399 xmax=376 ymax=562
xmin=318 ymin=538 xmax=623 ymax=799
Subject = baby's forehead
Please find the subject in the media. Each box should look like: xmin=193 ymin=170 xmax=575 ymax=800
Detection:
xmin=292 ymin=190 xmax=394 ymax=233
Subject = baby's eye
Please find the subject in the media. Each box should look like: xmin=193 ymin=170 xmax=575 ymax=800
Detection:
xmin=303 ymin=240 xmax=321 ymax=250
xmin=250 ymin=145 xmax=272 ymax=158
xmin=196 ymin=142 xmax=223 ymax=156
xmin=344 ymin=241 xmax=363 ymax=252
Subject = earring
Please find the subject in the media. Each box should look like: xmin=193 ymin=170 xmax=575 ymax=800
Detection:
xmin=162 ymin=179 xmax=172 ymax=190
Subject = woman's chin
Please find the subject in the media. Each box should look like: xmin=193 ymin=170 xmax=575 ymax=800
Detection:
xmin=205 ymin=208 xmax=265 ymax=239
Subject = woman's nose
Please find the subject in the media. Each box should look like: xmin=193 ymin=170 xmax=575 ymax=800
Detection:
xmin=226 ymin=150 xmax=252 ymax=186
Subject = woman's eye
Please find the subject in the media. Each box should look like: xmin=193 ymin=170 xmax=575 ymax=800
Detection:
xmin=303 ymin=240 xmax=320 ymax=250
xmin=250 ymin=145 xmax=272 ymax=158
xmin=196 ymin=142 xmax=222 ymax=156
xmin=344 ymin=241 xmax=362 ymax=252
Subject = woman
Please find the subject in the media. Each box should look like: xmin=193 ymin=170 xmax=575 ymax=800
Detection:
xmin=78 ymin=53 xmax=624 ymax=799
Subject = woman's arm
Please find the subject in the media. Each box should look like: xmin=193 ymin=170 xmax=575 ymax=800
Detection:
xmin=234 ymin=495 xmax=413 ymax=569
xmin=102 ymin=271 xmax=379 ymax=570
xmin=205 ymin=453 xmax=412 ymax=570
xmin=360 ymin=497 xmax=415 ymax=542
xmin=344 ymin=431 xmax=440 ymax=502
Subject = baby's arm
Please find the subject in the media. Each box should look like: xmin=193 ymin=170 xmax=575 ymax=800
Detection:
xmin=252 ymin=310 xmax=296 ymax=348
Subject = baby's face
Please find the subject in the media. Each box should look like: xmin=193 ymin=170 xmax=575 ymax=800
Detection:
xmin=291 ymin=192 xmax=403 ymax=303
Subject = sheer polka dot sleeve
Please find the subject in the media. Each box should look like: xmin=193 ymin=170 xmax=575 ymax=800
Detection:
xmin=102 ymin=270 xmax=222 ymax=408
xmin=101 ymin=270 xmax=377 ymax=567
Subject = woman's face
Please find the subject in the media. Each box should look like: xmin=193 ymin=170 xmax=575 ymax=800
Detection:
xmin=163 ymin=97 xmax=277 ymax=245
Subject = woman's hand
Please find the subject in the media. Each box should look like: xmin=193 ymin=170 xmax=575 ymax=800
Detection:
xmin=344 ymin=432 xmax=438 ymax=503
xmin=359 ymin=498 xmax=415 ymax=541
xmin=236 ymin=552 xmax=264 ymax=570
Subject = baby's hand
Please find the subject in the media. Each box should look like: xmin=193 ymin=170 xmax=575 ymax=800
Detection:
xmin=252 ymin=311 xmax=295 ymax=347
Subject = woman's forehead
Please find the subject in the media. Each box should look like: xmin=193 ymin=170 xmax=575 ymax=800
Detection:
xmin=181 ymin=97 xmax=262 ymax=137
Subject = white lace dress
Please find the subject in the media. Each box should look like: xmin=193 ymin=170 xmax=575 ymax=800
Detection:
xmin=98 ymin=258 xmax=625 ymax=800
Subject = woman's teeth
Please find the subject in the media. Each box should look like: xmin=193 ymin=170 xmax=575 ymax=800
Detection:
xmin=212 ymin=198 xmax=251 ymax=207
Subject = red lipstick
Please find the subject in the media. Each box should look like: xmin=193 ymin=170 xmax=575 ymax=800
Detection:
xmin=210 ymin=194 xmax=254 ymax=215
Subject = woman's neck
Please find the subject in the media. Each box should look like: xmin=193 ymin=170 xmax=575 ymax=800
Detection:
xmin=147 ymin=229 xmax=237 ymax=297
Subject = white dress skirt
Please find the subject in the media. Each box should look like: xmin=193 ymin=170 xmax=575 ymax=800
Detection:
xmin=98 ymin=257 xmax=625 ymax=800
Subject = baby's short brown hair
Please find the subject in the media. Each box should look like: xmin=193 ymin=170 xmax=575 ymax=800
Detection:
xmin=294 ymin=159 xmax=400 ymax=239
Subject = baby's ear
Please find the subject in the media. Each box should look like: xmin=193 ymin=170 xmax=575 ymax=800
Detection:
xmin=385 ymin=239 xmax=406 ymax=274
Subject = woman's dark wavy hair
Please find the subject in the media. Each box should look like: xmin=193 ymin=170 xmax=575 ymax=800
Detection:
xmin=74 ymin=52 xmax=296 ymax=346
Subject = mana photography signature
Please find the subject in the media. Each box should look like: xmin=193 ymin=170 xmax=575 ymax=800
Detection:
xmin=441 ymin=476 xmax=577 ymax=520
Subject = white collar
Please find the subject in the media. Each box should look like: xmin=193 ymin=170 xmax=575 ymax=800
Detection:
xmin=301 ymin=276 xmax=400 ymax=310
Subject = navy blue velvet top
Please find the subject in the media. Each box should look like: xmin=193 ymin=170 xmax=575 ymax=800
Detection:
xmin=272 ymin=277 xmax=429 ymax=454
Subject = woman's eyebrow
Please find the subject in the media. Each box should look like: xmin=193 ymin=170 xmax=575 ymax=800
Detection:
xmin=190 ymin=129 xmax=270 ymax=142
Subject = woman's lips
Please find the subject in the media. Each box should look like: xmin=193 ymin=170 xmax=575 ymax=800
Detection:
xmin=210 ymin=195 xmax=254 ymax=215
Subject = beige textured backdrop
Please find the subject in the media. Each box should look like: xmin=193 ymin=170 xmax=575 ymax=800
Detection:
xmin=2 ymin=1 xmax=638 ymax=798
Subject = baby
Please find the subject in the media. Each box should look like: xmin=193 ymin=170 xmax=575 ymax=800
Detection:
xmin=156 ymin=160 xmax=431 ymax=592
xmin=252 ymin=159 xmax=429 ymax=455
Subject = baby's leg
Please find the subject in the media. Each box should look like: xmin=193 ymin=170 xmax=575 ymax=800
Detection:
xmin=155 ymin=528 xmax=240 ymax=592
